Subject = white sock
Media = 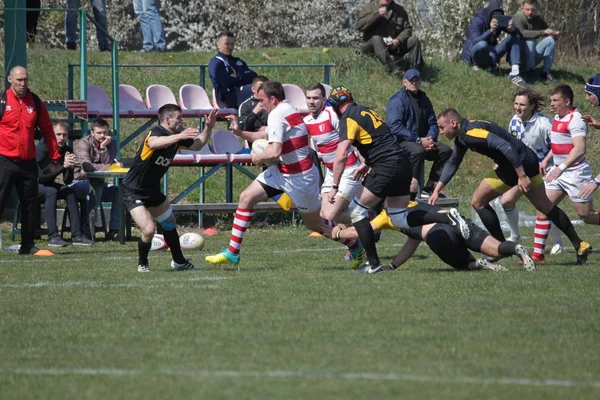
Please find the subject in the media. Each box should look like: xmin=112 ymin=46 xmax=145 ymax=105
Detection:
xmin=504 ymin=207 xmax=520 ymax=240
xmin=550 ymin=223 xmax=562 ymax=246
xmin=511 ymin=64 xmax=520 ymax=76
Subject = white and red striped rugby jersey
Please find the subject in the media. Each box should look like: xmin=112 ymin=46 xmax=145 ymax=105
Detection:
xmin=551 ymin=108 xmax=587 ymax=168
xmin=303 ymin=106 xmax=359 ymax=170
xmin=267 ymin=101 xmax=313 ymax=174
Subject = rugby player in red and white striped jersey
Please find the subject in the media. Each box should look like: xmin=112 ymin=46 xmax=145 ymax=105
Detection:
xmin=304 ymin=83 xmax=365 ymax=223
xmin=205 ymin=81 xmax=364 ymax=266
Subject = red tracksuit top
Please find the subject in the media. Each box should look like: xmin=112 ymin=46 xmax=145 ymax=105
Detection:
xmin=0 ymin=88 xmax=60 ymax=162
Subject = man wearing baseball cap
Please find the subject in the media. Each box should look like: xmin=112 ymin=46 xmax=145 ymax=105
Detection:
xmin=386 ymin=69 xmax=452 ymax=199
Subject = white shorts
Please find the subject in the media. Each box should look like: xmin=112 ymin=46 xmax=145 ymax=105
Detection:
xmin=257 ymin=165 xmax=321 ymax=213
xmin=321 ymin=165 xmax=362 ymax=202
xmin=545 ymin=162 xmax=593 ymax=203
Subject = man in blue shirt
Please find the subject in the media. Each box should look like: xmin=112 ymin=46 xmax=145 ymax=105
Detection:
xmin=209 ymin=32 xmax=258 ymax=109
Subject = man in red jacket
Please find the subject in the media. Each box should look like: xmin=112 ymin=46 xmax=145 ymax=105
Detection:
xmin=0 ymin=66 xmax=61 ymax=255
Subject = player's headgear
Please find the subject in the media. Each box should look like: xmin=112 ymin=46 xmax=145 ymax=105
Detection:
xmin=584 ymin=75 xmax=600 ymax=100
xmin=328 ymin=86 xmax=353 ymax=116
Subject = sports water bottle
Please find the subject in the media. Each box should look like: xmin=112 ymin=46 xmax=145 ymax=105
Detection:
xmin=4 ymin=244 xmax=21 ymax=253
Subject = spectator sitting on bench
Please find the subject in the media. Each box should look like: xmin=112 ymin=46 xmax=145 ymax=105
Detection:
xmin=386 ymin=69 xmax=452 ymax=199
xmin=238 ymin=75 xmax=269 ymax=134
xmin=72 ymin=118 xmax=121 ymax=241
xmin=209 ymin=31 xmax=258 ymax=109
xmin=36 ymin=122 xmax=93 ymax=247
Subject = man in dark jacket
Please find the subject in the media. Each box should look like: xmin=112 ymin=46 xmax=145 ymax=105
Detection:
xmin=237 ymin=75 xmax=269 ymax=133
xmin=209 ymin=31 xmax=258 ymax=109
xmin=462 ymin=1 xmax=526 ymax=87
xmin=36 ymin=122 xmax=93 ymax=247
xmin=356 ymin=0 xmax=423 ymax=76
xmin=386 ymin=69 xmax=452 ymax=198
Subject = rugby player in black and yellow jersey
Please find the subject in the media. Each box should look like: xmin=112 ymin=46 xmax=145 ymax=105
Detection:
xmin=323 ymin=201 xmax=535 ymax=272
xmin=327 ymin=87 xmax=471 ymax=274
xmin=432 ymin=108 xmax=590 ymax=264
xmin=121 ymin=105 xmax=218 ymax=272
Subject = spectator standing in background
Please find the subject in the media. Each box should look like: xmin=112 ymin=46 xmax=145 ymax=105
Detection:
xmin=356 ymin=0 xmax=423 ymax=77
xmin=0 ymin=66 xmax=61 ymax=255
xmin=133 ymin=0 xmax=167 ymax=52
xmin=65 ymin=0 xmax=110 ymax=51
xmin=512 ymin=0 xmax=559 ymax=83
xmin=209 ymin=32 xmax=258 ymax=109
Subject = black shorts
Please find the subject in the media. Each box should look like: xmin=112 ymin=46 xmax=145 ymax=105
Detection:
xmin=363 ymin=157 xmax=412 ymax=198
xmin=493 ymin=149 xmax=541 ymax=188
xmin=425 ymin=224 xmax=476 ymax=270
xmin=121 ymin=185 xmax=167 ymax=211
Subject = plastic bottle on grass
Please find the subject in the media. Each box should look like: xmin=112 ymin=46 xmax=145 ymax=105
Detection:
xmin=4 ymin=244 xmax=21 ymax=253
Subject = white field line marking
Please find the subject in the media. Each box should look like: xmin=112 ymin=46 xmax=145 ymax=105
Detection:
xmin=2 ymin=368 xmax=599 ymax=389
xmin=0 ymin=276 xmax=226 ymax=289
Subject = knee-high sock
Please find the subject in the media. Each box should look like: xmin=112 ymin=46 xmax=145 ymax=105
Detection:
xmin=163 ymin=228 xmax=186 ymax=264
xmin=474 ymin=205 xmax=505 ymax=242
xmin=354 ymin=218 xmax=379 ymax=265
xmin=321 ymin=219 xmax=359 ymax=250
xmin=550 ymin=222 xmax=563 ymax=246
xmin=498 ymin=241 xmax=517 ymax=258
xmin=546 ymin=205 xmax=582 ymax=249
xmin=533 ymin=217 xmax=549 ymax=257
xmin=227 ymin=208 xmax=254 ymax=255
xmin=503 ymin=206 xmax=520 ymax=240
xmin=138 ymin=238 xmax=152 ymax=266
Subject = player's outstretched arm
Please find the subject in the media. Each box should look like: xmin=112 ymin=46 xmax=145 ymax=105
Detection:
xmin=188 ymin=108 xmax=218 ymax=151
xmin=391 ymin=238 xmax=420 ymax=268
xmin=226 ymin=115 xmax=267 ymax=142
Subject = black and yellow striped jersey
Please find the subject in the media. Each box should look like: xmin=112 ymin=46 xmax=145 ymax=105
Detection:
xmin=338 ymin=103 xmax=403 ymax=166
xmin=440 ymin=118 xmax=535 ymax=185
xmin=122 ymin=125 xmax=193 ymax=191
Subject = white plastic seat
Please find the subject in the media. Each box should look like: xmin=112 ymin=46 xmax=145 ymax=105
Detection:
xmin=87 ymin=85 xmax=113 ymax=115
xmin=321 ymin=83 xmax=333 ymax=96
xmin=146 ymin=84 xmax=177 ymax=110
xmin=119 ymin=84 xmax=147 ymax=113
xmin=282 ymin=83 xmax=309 ymax=113
xmin=179 ymin=84 xmax=213 ymax=110
xmin=212 ymin=88 xmax=227 ymax=108
xmin=212 ymin=130 xmax=243 ymax=154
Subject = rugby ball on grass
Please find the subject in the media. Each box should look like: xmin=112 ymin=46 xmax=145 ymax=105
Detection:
xmin=151 ymin=234 xmax=168 ymax=251
xmin=180 ymin=232 xmax=205 ymax=250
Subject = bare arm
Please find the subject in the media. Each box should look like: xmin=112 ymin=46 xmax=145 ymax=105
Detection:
xmin=226 ymin=115 xmax=267 ymax=142
xmin=187 ymin=108 xmax=219 ymax=151
xmin=253 ymin=142 xmax=282 ymax=165
xmin=391 ymin=238 xmax=420 ymax=267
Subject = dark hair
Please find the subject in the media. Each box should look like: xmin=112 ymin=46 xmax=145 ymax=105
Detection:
xmin=217 ymin=31 xmax=235 ymax=41
xmin=90 ymin=118 xmax=109 ymax=131
xmin=158 ymin=103 xmax=182 ymax=122
xmin=514 ymin=88 xmax=545 ymax=113
xmin=522 ymin=0 xmax=538 ymax=5
xmin=437 ymin=108 xmax=461 ymax=121
xmin=550 ymin=84 xmax=574 ymax=105
xmin=258 ymin=81 xmax=285 ymax=101
xmin=252 ymin=75 xmax=269 ymax=85
xmin=306 ymin=83 xmax=326 ymax=98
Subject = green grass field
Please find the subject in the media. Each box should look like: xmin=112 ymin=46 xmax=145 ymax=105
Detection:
xmin=1 ymin=225 xmax=600 ymax=399
xmin=1 ymin=47 xmax=600 ymax=398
